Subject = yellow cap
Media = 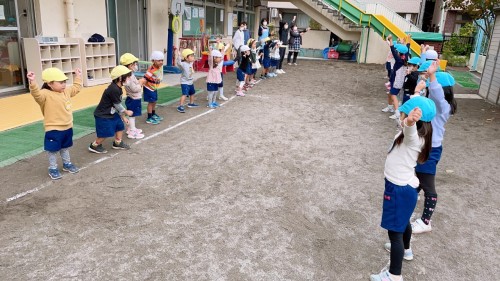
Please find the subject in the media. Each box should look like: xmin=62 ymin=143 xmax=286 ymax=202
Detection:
xmin=120 ymin=53 xmax=139 ymax=65
xmin=262 ymin=37 xmax=271 ymax=42
xmin=182 ymin=48 xmax=195 ymax=59
xmin=42 ymin=68 xmax=68 ymax=82
xmin=110 ymin=65 xmax=131 ymax=80
xmin=247 ymin=38 xmax=255 ymax=45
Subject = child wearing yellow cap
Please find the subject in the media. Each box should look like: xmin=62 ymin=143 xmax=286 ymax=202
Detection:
xmin=144 ymin=51 xmax=164 ymax=124
xmin=175 ymin=48 xmax=199 ymax=113
xmin=89 ymin=66 xmax=133 ymax=154
xmin=120 ymin=53 xmax=145 ymax=139
xmin=27 ymin=67 xmax=83 ymax=180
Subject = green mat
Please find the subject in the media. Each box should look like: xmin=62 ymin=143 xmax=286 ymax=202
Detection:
xmin=0 ymin=86 xmax=202 ymax=167
xmin=447 ymin=70 xmax=479 ymax=89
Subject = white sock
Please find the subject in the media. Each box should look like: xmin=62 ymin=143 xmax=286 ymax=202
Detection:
xmin=129 ymin=117 xmax=136 ymax=131
xmin=219 ymin=87 xmax=224 ymax=97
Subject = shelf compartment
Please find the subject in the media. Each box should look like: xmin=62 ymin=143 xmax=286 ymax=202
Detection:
xmin=100 ymin=44 xmax=109 ymax=55
xmin=92 ymin=45 xmax=101 ymax=56
xmin=50 ymin=46 xmax=61 ymax=58
xmin=85 ymin=44 xmax=93 ymax=57
xmin=40 ymin=46 xmax=50 ymax=60
xmin=60 ymin=45 xmax=71 ymax=58
xmin=71 ymin=58 xmax=81 ymax=70
xmin=86 ymin=57 xmax=94 ymax=69
xmin=101 ymin=56 xmax=109 ymax=68
xmin=106 ymin=43 xmax=116 ymax=55
xmin=107 ymin=55 xmax=116 ymax=67
xmin=41 ymin=61 xmax=52 ymax=70
xmin=70 ymin=45 xmax=79 ymax=57
xmin=62 ymin=59 xmax=72 ymax=72
xmin=51 ymin=60 xmax=63 ymax=70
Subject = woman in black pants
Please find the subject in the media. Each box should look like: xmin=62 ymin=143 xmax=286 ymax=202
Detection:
xmin=277 ymin=14 xmax=295 ymax=73
xmin=287 ymin=25 xmax=310 ymax=65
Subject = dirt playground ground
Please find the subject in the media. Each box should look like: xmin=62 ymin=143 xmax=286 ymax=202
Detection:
xmin=0 ymin=60 xmax=499 ymax=280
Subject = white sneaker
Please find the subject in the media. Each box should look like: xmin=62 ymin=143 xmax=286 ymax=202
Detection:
xmin=384 ymin=243 xmax=414 ymax=261
xmin=411 ymin=218 xmax=432 ymax=234
xmin=280 ymin=69 xmax=286 ymax=74
xmin=370 ymin=269 xmax=403 ymax=281
xmin=389 ymin=113 xmax=400 ymax=120
xmin=219 ymin=95 xmax=228 ymax=101
xmin=127 ymin=130 xmax=145 ymax=139
xmin=381 ymin=105 xmax=394 ymax=113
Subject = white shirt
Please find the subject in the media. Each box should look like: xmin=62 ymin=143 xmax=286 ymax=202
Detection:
xmin=384 ymin=121 xmax=424 ymax=188
xmin=232 ymin=29 xmax=245 ymax=51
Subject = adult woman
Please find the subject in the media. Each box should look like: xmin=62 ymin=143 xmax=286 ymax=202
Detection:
xmin=287 ymin=25 xmax=310 ymax=65
xmin=277 ymin=14 xmax=295 ymax=73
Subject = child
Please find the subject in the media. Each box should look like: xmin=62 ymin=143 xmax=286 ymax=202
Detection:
xmin=216 ymin=38 xmax=230 ymax=101
xmin=385 ymin=34 xmax=410 ymax=120
xmin=260 ymin=37 xmax=275 ymax=79
xmin=120 ymin=53 xmax=145 ymax=139
xmin=411 ymin=60 xmax=457 ymax=234
xmin=370 ymin=96 xmax=436 ymax=281
xmin=27 ymin=68 xmax=83 ymax=180
xmin=89 ymin=65 xmax=134 ymax=154
xmin=143 ymin=51 xmax=164 ymax=124
xmin=248 ymin=38 xmax=261 ymax=85
xmin=236 ymin=45 xmax=251 ymax=97
xmin=402 ymin=57 xmax=420 ymax=105
xmin=269 ymin=40 xmax=282 ymax=77
xmin=176 ymin=48 xmax=199 ymax=113
xmin=206 ymin=49 xmax=223 ymax=108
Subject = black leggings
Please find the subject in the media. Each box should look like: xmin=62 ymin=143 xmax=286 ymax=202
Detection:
xmin=388 ymin=223 xmax=412 ymax=276
xmin=416 ymin=172 xmax=438 ymax=224
xmin=278 ymin=47 xmax=286 ymax=69
xmin=287 ymin=51 xmax=298 ymax=63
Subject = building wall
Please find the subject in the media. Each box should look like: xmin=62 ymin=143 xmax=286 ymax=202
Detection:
xmin=34 ymin=0 xmax=107 ymax=38
xmin=301 ymin=30 xmax=330 ymax=49
xmin=478 ymin=9 xmax=500 ymax=105
xmin=147 ymin=0 xmax=170 ymax=54
xmin=443 ymin=11 xmax=456 ymax=34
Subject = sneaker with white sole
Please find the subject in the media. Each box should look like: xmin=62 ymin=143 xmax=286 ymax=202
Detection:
xmin=219 ymin=95 xmax=228 ymax=101
xmin=236 ymin=91 xmax=245 ymax=97
xmin=280 ymin=69 xmax=286 ymax=74
xmin=384 ymin=242 xmax=414 ymax=261
xmin=411 ymin=218 xmax=432 ymax=234
xmin=382 ymin=105 xmax=395 ymax=113
xmin=112 ymin=141 xmax=131 ymax=150
xmin=127 ymin=129 xmax=145 ymax=139
xmin=62 ymin=163 xmax=80 ymax=174
xmin=370 ymin=269 xmax=403 ymax=281
xmin=89 ymin=143 xmax=107 ymax=154
xmin=389 ymin=113 xmax=400 ymax=120
xmin=48 ymin=168 xmax=62 ymax=180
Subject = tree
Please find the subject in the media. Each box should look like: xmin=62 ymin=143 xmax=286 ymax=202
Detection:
xmin=444 ymin=0 xmax=498 ymax=39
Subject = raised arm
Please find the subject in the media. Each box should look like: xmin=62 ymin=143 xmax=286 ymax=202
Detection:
xmin=27 ymin=71 xmax=45 ymax=105
xmin=66 ymin=68 xmax=82 ymax=97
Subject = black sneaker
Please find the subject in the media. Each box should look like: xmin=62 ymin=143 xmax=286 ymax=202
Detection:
xmin=89 ymin=143 xmax=108 ymax=154
xmin=112 ymin=141 xmax=130 ymax=150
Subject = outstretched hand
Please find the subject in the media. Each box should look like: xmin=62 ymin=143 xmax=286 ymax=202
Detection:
xmin=74 ymin=68 xmax=82 ymax=77
xmin=27 ymin=71 xmax=36 ymax=83
xmin=407 ymin=107 xmax=422 ymax=124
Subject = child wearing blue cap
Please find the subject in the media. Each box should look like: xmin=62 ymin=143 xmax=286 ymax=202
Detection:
xmin=382 ymin=35 xmax=410 ymax=120
xmin=371 ymin=95 xmax=436 ymax=281
xmin=410 ymin=60 xmax=457 ymax=234
xmin=401 ymin=57 xmax=421 ymax=105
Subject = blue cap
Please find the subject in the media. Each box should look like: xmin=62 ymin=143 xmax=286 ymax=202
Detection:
xmin=396 ymin=44 xmax=408 ymax=54
xmin=436 ymin=72 xmax=455 ymax=87
xmin=399 ymin=96 xmax=436 ymax=122
xmin=408 ymin=57 xmax=421 ymax=65
xmin=418 ymin=60 xmax=433 ymax=71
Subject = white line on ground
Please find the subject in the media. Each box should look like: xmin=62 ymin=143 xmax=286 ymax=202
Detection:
xmin=5 ymin=95 xmax=237 ymax=203
xmin=454 ymin=94 xmax=483 ymax=100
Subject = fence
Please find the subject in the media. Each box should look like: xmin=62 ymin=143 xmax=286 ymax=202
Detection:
xmin=441 ymin=35 xmax=475 ymax=55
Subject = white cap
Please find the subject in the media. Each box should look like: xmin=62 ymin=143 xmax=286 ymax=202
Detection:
xmin=150 ymin=51 xmax=164 ymax=61
xmin=211 ymin=50 xmax=223 ymax=58
xmin=425 ymin=50 xmax=438 ymax=60
xmin=240 ymin=45 xmax=250 ymax=52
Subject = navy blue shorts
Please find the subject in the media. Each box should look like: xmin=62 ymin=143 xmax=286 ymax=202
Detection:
xmin=125 ymin=97 xmax=142 ymax=117
xmin=245 ymin=64 xmax=253 ymax=75
xmin=263 ymin=58 xmax=271 ymax=68
xmin=402 ymin=92 xmax=411 ymax=104
xmin=95 ymin=114 xmax=125 ymax=138
xmin=181 ymin=84 xmax=196 ymax=96
xmin=44 ymin=128 xmax=73 ymax=152
xmin=237 ymin=68 xmax=246 ymax=82
xmin=218 ymin=73 xmax=223 ymax=87
xmin=271 ymin=59 xmax=279 ymax=67
xmin=415 ymin=146 xmax=443 ymax=175
xmin=381 ymin=179 xmax=418 ymax=232
xmin=390 ymin=87 xmax=401 ymax=95
xmin=143 ymin=87 xmax=158 ymax=103
xmin=251 ymin=68 xmax=257 ymax=75
xmin=207 ymin=83 xmax=219 ymax=92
